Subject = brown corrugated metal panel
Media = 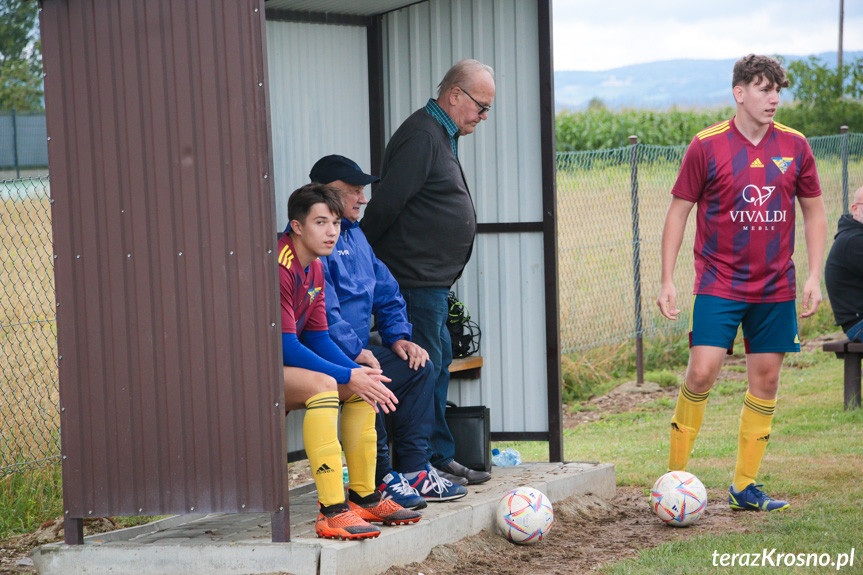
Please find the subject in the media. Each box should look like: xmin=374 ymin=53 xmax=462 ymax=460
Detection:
xmin=40 ymin=0 xmax=285 ymax=518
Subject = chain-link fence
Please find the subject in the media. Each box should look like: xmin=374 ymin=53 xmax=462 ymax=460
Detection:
xmin=0 ymin=111 xmax=49 ymax=177
xmin=558 ymin=130 xmax=863 ymax=354
xmin=2 ymin=131 xmax=862 ymax=476
xmin=1 ymin=176 xmax=57 ymax=476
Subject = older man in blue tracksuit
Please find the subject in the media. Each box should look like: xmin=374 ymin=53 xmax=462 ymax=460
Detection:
xmin=311 ymin=155 xmax=467 ymax=507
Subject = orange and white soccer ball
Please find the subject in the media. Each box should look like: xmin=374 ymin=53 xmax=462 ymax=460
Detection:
xmin=496 ymin=486 xmax=554 ymax=544
xmin=649 ymin=471 xmax=707 ymax=527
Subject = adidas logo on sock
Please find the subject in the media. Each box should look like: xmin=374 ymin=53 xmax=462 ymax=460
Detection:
xmin=316 ymin=463 xmax=335 ymax=475
xmin=671 ymin=423 xmax=683 ymax=433
xmin=756 ymin=434 xmax=770 ymax=442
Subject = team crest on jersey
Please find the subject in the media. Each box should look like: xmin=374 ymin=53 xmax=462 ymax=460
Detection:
xmin=750 ymin=158 xmax=764 ymax=168
xmin=771 ymin=157 xmax=794 ymax=174
xmin=308 ymin=286 xmax=322 ymax=303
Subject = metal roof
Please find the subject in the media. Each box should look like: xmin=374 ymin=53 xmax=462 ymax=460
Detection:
xmin=264 ymin=0 xmax=420 ymax=16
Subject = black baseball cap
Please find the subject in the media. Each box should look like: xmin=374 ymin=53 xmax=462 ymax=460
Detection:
xmin=309 ymin=155 xmax=380 ymax=186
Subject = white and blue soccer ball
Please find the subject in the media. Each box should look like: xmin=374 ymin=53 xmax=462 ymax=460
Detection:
xmin=649 ymin=471 xmax=707 ymax=527
xmin=496 ymin=486 xmax=554 ymax=544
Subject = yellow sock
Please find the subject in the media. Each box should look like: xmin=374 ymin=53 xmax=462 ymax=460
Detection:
xmin=733 ymin=391 xmax=775 ymax=492
xmin=668 ymin=382 xmax=710 ymax=471
xmin=303 ymin=391 xmax=344 ymax=506
xmin=339 ymin=395 xmax=377 ymax=497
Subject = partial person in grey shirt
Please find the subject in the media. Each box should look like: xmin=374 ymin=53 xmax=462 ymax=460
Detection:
xmin=361 ymin=59 xmax=495 ymax=485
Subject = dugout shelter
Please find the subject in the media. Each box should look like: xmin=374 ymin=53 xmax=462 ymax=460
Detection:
xmin=39 ymin=0 xmax=561 ymax=543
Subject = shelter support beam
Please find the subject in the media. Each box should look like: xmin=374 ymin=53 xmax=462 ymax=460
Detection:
xmin=537 ymin=0 xmax=563 ymax=462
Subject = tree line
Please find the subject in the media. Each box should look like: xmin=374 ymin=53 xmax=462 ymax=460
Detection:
xmin=556 ymin=56 xmax=863 ymax=152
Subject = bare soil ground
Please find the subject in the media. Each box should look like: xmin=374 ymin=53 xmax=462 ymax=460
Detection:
xmin=383 ymin=486 xmax=758 ymax=575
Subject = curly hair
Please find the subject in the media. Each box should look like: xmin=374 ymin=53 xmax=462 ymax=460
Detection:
xmin=732 ymin=54 xmax=789 ymax=89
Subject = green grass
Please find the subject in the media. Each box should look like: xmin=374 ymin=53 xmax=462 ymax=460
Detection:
xmin=0 ymin=460 xmax=166 ymax=539
xmin=0 ymin=462 xmax=63 ymax=539
xmin=504 ymin=357 xmax=863 ymax=574
xmin=643 ymin=370 xmax=680 ymax=387
xmin=561 ymin=330 xmax=692 ymax=404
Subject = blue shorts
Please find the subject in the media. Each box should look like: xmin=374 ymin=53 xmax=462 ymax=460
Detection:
xmin=689 ymin=295 xmax=800 ymax=354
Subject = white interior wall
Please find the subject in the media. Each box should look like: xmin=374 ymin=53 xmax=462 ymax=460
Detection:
xmin=381 ymin=0 xmax=547 ymax=433
xmin=266 ymin=20 xmax=372 ymax=452
xmin=266 ymin=20 xmax=372 ymax=233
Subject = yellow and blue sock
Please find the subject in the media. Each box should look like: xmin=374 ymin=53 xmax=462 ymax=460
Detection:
xmin=340 ymin=395 xmax=377 ymax=498
xmin=303 ymin=391 xmax=344 ymax=507
xmin=733 ymin=392 xmax=775 ymax=492
xmin=668 ymin=382 xmax=710 ymax=471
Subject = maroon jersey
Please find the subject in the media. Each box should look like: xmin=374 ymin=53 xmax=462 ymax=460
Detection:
xmin=672 ymin=117 xmax=821 ymax=302
xmin=278 ymin=234 xmax=327 ymax=335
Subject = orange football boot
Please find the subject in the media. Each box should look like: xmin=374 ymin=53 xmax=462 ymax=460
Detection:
xmin=348 ymin=496 xmax=422 ymax=525
xmin=315 ymin=504 xmax=381 ymax=540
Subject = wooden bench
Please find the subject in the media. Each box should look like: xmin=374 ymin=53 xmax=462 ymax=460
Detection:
xmin=822 ymin=339 xmax=863 ymax=410
xmin=449 ymin=355 xmax=483 ymax=379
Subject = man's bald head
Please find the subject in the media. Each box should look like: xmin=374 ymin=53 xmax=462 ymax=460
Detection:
xmin=853 ymin=185 xmax=863 ymax=223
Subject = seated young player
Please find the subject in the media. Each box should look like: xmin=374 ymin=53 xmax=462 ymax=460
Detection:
xmin=278 ymin=183 xmax=421 ymax=539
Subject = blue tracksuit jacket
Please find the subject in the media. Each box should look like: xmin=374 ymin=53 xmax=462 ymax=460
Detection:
xmin=321 ymin=218 xmax=412 ymax=359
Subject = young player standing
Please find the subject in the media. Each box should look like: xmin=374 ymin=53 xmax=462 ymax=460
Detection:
xmin=656 ymin=54 xmax=827 ymax=511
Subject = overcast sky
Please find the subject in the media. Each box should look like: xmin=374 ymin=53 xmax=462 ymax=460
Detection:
xmin=552 ymin=0 xmax=863 ymax=71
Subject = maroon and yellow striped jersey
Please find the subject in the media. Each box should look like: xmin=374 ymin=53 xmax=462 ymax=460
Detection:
xmin=672 ymin=117 xmax=821 ymax=302
xmin=278 ymin=234 xmax=327 ymax=335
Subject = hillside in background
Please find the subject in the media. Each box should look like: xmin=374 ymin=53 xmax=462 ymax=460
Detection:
xmin=554 ymin=51 xmax=863 ymax=111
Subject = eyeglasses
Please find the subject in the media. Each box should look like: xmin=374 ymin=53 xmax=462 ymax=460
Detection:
xmin=459 ymin=87 xmax=492 ymax=115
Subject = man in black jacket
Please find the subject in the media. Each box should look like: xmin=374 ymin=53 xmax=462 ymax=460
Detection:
xmin=361 ymin=59 xmax=495 ymax=485
xmin=826 ymin=185 xmax=863 ymax=342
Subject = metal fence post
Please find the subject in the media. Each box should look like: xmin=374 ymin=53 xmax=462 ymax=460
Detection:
xmin=841 ymin=125 xmax=849 ymax=214
xmin=12 ymin=109 xmax=20 ymax=179
xmin=629 ymin=135 xmax=644 ymax=384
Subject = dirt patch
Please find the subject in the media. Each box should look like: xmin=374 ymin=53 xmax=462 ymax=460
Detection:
xmin=800 ymin=332 xmax=845 ymax=353
xmin=383 ymin=486 xmax=761 ymax=575
xmin=288 ymin=459 xmax=314 ymax=489
xmin=563 ymin=381 xmax=679 ymax=427
xmin=1 ymin=518 xmax=120 ymax=575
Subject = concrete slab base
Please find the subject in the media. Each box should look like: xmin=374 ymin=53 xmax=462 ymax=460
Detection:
xmin=32 ymin=462 xmax=615 ymax=575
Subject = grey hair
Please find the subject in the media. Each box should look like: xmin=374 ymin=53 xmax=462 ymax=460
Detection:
xmin=437 ymin=59 xmax=495 ymax=96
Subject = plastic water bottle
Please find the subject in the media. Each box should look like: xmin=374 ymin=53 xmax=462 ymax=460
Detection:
xmin=342 ymin=465 xmax=350 ymax=484
xmin=492 ymin=447 xmax=522 ymax=467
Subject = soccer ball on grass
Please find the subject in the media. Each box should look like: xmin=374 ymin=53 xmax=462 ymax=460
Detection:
xmin=495 ymin=486 xmax=554 ymax=544
xmin=649 ymin=471 xmax=707 ymax=527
